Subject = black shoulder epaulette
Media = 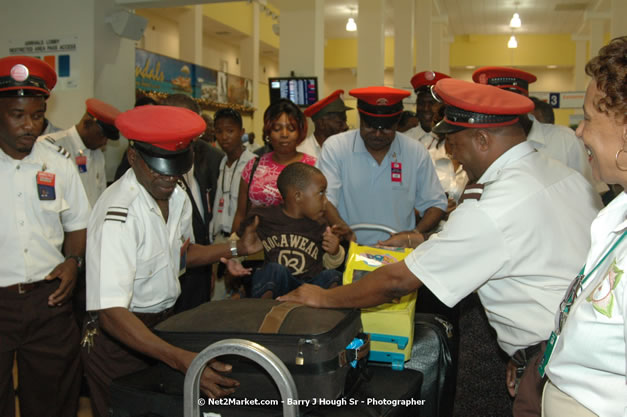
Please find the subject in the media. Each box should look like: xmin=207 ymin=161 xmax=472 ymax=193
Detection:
xmin=44 ymin=136 xmax=56 ymax=145
xmin=104 ymin=207 xmax=129 ymax=223
xmin=458 ymin=183 xmax=484 ymax=204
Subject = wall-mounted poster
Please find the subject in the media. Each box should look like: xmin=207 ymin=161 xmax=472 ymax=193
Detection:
xmin=6 ymin=36 xmax=79 ymax=90
xmin=194 ymin=65 xmax=218 ymax=100
xmin=135 ymin=49 xmax=194 ymax=95
xmin=227 ymin=74 xmax=248 ymax=106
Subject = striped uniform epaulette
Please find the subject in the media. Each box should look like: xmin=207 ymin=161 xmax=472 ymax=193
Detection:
xmin=458 ymin=183 xmax=484 ymax=204
xmin=105 ymin=207 xmax=129 ymax=223
xmin=44 ymin=136 xmax=56 ymax=145
xmin=54 ymin=144 xmax=71 ymax=159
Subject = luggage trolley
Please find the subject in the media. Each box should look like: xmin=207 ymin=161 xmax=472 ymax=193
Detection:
xmin=184 ymin=338 xmax=300 ymax=417
xmin=344 ymin=224 xmax=418 ymax=370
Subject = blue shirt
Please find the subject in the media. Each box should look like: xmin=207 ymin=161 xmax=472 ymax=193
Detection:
xmin=318 ymin=129 xmax=447 ymax=244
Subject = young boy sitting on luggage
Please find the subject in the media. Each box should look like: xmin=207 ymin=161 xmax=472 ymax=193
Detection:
xmin=232 ymin=162 xmax=345 ymax=298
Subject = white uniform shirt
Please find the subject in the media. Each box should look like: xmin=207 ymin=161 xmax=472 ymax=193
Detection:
xmin=429 ymin=143 xmax=469 ymax=202
xmin=86 ymin=169 xmax=193 ymax=313
xmin=296 ymin=134 xmax=322 ymax=159
xmin=527 ymin=119 xmax=606 ymax=192
xmin=404 ymin=142 xmax=602 ymax=355
xmin=40 ymin=126 xmax=107 ymax=207
xmin=211 ymin=149 xmax=256 ymax=238
xmin=319 ymin=129 xmax=447 ymax=245
xmin=0 ymin=141 xmax=90 ymax=286
xmin=546 ymin=192 xmax=627 ymax=417
xmin=404 ymin=124 xmax=438 ymax=150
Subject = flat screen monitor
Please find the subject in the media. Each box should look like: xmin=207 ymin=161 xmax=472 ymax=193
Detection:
xmin=268 ymin=77 xmax=318 ymax=107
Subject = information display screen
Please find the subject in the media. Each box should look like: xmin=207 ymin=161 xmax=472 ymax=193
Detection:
xmin=268 ymin=77 xmax=318 ymax=107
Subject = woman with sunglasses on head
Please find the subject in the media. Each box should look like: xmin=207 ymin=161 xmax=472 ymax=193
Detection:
xmin=542 ymin=36 xmax=627 ymax=417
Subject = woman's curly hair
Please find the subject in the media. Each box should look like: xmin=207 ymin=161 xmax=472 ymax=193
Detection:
xmin=585 ymin=36 xmax=627 ymax=123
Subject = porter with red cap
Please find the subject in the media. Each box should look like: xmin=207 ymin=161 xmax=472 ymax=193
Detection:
xmin=298 ymin=89 xmax=352 ymax=158
xmin=316 ymin=86 xmax=448 ymax=245
xmin=280 ymin=79 xmax=603 ymax=417
xmin=83 ymin=104 xmax=263 ymax=417
xmin=0 ymin=55 xmax=90 ymax=417
xmin=41 ymin=97 xmax=122 ymax=206
xmin=406 ymin=70 xmax=451 ymax=148
xmin=472 ymin=66 xmax=598 ymax=191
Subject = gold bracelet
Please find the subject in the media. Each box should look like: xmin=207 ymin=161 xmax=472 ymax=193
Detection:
xmin=407 ymin=233 xmax=412 ymax=247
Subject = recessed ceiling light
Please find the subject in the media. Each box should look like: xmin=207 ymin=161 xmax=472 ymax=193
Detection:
xmin=547 ymin=65 xmax=558 ymax=69
xmin=465 ymin=65 xmax=476 ymax=69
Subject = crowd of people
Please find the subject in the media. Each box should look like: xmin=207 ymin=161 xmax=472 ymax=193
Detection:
xmin=0 ymin=35 xmax=625 ymax=417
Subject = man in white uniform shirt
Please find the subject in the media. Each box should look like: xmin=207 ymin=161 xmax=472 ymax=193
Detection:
xmin=280 ymin=79 xmax=603 ymax=416
xmin=405 ymin=70 xmax=450 ymax=150
xmin=0 ymin=56 xmax=90 ymax=417
xmin=297 ymin=89 xmax=351 ymax=159
xmin=472 ymin=66 xmax=604 ymax=193
xmin=40 ymin=98 xmax=121 ymax=207
xmin=82 ymin=105 xmax=261 ymax=417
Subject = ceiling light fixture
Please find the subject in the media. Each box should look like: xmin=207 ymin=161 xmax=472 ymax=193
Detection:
xmin=510 ymin=12 xmax=521 ymax=28
xmin=346 ymin=7 xmax=357 ymax=32
xmin=508 ymin=35 xmax=518 ymax=48
xmin=346 ymin=17 xmax=357 ymax=32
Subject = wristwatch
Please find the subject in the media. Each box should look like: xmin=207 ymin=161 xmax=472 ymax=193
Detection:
xmin=229 ymin=240 xmax=239 ymax=257
xmin=66 ymin=255 xmax=85 ymax=273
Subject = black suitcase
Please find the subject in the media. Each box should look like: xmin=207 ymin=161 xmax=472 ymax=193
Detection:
xmin=153 ymin=299 xmax=368 ymax=402
xmin=404 ymin=314 xmax=455 ymax=417
xmin=110 ymin=363 xmax=423 ymax=417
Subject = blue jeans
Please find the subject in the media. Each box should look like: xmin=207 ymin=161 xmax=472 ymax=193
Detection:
xmin=251 ymin=262 xmax=342 ymax=298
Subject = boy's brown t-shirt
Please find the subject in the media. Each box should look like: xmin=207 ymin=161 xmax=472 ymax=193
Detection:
xmin=240 ymin=206 xmax=327 ymax=280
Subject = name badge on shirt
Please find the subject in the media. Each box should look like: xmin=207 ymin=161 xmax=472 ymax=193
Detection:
xmin=391 ymin=162 xmax=402 ymax=183
xmin=36 ymin=171 xmax=56 ymax=200
xmin=179 ymin=237 xmax=191 ymax=276
xmin=217 ymin=197 xmax=225 ymax=214
xmin=76 ymin=155 xmax=87 ymax=173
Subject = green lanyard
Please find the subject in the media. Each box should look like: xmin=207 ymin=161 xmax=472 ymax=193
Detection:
xmin=540 ymin=230 xmax=627 ymax=378
xmin=558 ymin=230 xmax=627 ymax=333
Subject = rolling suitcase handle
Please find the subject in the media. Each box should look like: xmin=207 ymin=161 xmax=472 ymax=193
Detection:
xmin=349 ymin=223 xmax=398 ymax=239
xmin=184 ymin=338 xmax=300 ymax=417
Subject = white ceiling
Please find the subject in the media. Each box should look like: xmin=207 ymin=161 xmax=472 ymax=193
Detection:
xmin=317 ymin=0 xmax=611 ymax=39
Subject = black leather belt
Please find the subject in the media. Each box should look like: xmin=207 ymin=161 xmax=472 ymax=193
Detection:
xmin=1 ymin=281 xmax=46 ymax=294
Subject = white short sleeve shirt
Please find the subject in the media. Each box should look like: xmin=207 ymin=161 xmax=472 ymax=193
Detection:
xmin=86 ymin=169 xmax=193 ymax=313
xmin=404 ymin=142 xmax=602 ymax=355
xmin=0 ymin=141 xmax=90 ymax=286
xmin=546 ymin=192 xmax=627 ymax=417
xmin=40 ymin=126 xmax=107 ymax=207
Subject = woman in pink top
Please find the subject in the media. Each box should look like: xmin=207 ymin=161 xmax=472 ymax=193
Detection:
xmin=232 ymin=99 xmax=316 ymax=233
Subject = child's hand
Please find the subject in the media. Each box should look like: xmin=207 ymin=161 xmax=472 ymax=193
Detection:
xmin=220 ymin=257 xmax=252 ymax=277
xmin=322 ymin=226 xmax=340 ymax=255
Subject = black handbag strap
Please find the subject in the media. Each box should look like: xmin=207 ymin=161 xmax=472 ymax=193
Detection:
xmin=245 ymin=156 xmax=260 ymax=214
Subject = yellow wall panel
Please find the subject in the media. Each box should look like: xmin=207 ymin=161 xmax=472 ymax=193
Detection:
xmin=325 ymin=39 xmax=358 ymax=68
xmin=203 ymin=3 xmax=252 ymax=37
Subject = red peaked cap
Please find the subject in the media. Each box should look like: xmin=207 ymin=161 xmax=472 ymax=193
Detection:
xmin=410 ymin=71 xmax=450 ymax=92
xmin=432 ymin=78 xmax=534 ymax=134
xmin=86 ymin=98 xmax=122 ymax=140
xmin=303 ymin=89 xmax=352 ymax=121
xmin=472 ymin=66 xmax=537 ymax=96
xmin=350 ymin=86 xmax=410 ymax=129
xmin=116 ymin=105 xmax=205 ymax=151
xmin=116 ymin=105 xmax=206 ymax=176
xmin=0 ymin=56 xmax=57 ymax=97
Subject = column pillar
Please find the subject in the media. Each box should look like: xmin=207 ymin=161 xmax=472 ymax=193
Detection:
xmin=588 ymin=14 xmax=605 ymax=59
xmin=357 ymin=0 xmax=385 ymax=87
xmin=414 ymin=0 xmax=432 ymax=71
xmin=393 ymin=0 xmax=414 ymax=89
xmin=610 ymin=0 xmax=627 ymax=39
xmin=431 ymin=16 xmax=446 ymax=72
xmin=572 ymin=35 xmax=588 ymax=90
xmin=240 ymin=3 xmax=260 ymax=134
xmin=178 ymin=5 xmax=203 ymax=64
xmin=277 ymin=0 xmax=324 ymax=88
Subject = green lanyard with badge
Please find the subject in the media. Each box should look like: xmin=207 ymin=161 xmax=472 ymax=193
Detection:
xmin=539 ymin=231 xmax=627 ymax=377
